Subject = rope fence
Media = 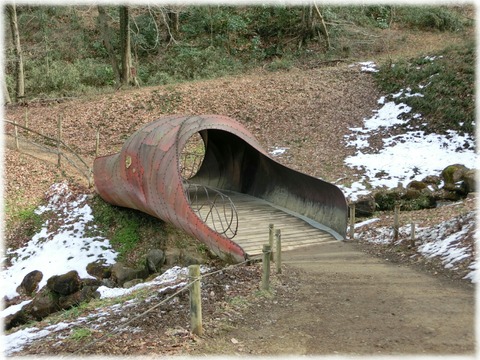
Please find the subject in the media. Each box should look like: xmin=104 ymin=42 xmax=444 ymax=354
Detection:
xmin=73 ymin=223 xmax=283 ymax=354
xmin=348 ymin=201 xmax=417 ymax=244
xmin=4 ymin=118 xmax=94 ymax=186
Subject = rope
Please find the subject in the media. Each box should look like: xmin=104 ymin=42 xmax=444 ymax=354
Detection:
xmin=73 ymin=254 xmax=266 ymax=354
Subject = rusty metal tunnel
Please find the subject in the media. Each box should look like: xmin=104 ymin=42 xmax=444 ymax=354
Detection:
xmin=93 ymin=115 xmax=347 ymax=262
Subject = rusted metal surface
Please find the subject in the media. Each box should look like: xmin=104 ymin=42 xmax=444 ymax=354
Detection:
xmin=93 ymin=114 xmax=347 ymax=262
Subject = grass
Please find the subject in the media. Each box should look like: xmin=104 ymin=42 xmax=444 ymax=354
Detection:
xmin=375 ymin=39 xmax=475 ymax=136
xmin=90 ymin=195 xmax=167 ymax=263
xmin=69 ymin=327 xmax=93 ymax=341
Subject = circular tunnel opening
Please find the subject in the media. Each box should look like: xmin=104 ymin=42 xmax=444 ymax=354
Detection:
xmin=180 ymin=132 xmax=206 ymax=180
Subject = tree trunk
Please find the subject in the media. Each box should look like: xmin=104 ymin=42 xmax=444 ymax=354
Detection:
xmin=97 ymin=6 xmax=121 ymax=85
xmin=7 ymin=3 xmax=25 ymax=102
xmin=313 ymin=2 xmax=331 ymax=50
xmin=3 ymin=78 xmax=12 ymax=105
xmin=120 ymin=6 xmax=136 ymax=87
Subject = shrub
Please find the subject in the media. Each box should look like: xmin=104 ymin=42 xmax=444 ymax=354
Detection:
xmin=395 ymin=6 xmax=469 ymax=31
xmin=375 ymin=40 xmax=474 ymax=135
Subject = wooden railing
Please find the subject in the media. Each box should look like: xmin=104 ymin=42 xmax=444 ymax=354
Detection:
xmin=4 ymin=118 xmax=94 ymax=186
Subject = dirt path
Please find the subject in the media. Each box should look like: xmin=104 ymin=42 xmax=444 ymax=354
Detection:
xmin=192 ymin=241 xmax=475 ymax=355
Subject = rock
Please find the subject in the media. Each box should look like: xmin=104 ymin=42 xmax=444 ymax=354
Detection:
xmin=422 ymin=175 xmax=441 ymax=187
xmin=82 ymin=278 xmax=103 ymax=287
xmin=16 ymin=270 xmax=43 ymax=296
xmin=441 ymin=164 xmax=469 ymax=185
xmin=183 ymin=254 xmax=203 ymax=266
xmin=374 ymin=187 xmax=436 ymax=211
xmin=47 ymin=270 xmax=81 ymax=296
xmin=58 ymin=286 xmax=100 ymax=309
xmin=433 ymin=189 xmax=463 ymax=202
xmin=87 ymin=260 xmax=112 ymax=279
xmin=374 ymin=189 xmax=404 ymax=211
xmin=123 ymin=279 xmax=144 ymax=288
xmin=165 ymin=249 xmax=182 ymax=266
xmin=462 ymin=169 xmax=476 ymax=193
xmin=27 ymin=288 xmax=60 ymax=321
xmin=111 ymin=262 xmax=149 ymax=286
xmin=406 ymin=180 xmax=427 ymax=191
xmin=4 ymin=309 xmax=30 ymax=331
xmin=146 ymin=249 xmax=165 ymax=273
xmin=353 ymin=194 xmax=376 ymax=217
xmin=101 ymin=278 xmax=116 ymax=288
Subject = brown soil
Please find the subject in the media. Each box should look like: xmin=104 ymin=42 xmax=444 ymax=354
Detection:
xmin=3 ymin=27 xmax=476 ymax=356
xmin=192 ymin=242 xmax=475 ymax=355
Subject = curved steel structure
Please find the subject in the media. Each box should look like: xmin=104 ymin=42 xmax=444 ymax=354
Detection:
xmin=93 ymin=115 xmax=347 ymax=262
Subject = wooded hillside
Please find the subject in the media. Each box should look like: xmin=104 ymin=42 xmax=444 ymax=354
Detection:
xmin=3 ymin=5 xmax=473 ymax=102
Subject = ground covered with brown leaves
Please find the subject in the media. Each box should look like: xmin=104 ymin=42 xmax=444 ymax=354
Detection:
xmin=3 ymin=29 xmax=476 ymax=356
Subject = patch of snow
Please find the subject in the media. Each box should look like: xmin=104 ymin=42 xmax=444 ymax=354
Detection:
xmin=269 ymin=146 xmax=289 ymax=157
xmin=340 ymin=75 xmax=477 ymax=199
xmin=358 ymin=61 xmax=379 ymax=73
xmin=0 ymin=300 xmax=32 ymax=318
xmin=1 ymin=182 xmax=118 ymax=300
xmin=357 ymin=211 xmax=477 ymax=282
xmin=3 ymin=263 xmax=201 ymax=356
xmin=355 ymin=218 xmax=380 ymax=229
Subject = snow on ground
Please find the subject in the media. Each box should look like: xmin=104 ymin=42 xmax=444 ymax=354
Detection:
xmin=4 ymin=265 xmax=201 ymax=356
xmin=354 ymin=210 xmax=478 ymax=282
xmin=1 ymin=182 xmax=118 ymax=301
xmin=2 ymin=59 xmax=477 ymax=354
xmin=269 ymin=146 xmax=289 ymax=157
xmin=340 ymin=61 xmax=477 ymax=201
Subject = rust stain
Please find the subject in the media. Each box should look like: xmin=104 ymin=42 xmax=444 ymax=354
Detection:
xmin=93 ymin=114 xmax=347 ymax=262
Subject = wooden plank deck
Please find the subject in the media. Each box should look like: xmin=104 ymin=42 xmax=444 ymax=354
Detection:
xmin=189 ymin=188 xmax=339 ymax=257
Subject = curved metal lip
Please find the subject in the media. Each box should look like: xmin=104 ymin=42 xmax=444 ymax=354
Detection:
xmin=93 ymin=114 xmax=348 ymax=263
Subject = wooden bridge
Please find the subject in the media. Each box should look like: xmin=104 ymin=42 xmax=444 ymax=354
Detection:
xmin=94 ymin=115 xmax=347 ymax=262
xmin=189 ymin=188 xmax=339 ymax=257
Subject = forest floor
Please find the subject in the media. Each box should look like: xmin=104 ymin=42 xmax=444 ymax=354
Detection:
xmin=3 ymin=28 xmax=476 ymax=356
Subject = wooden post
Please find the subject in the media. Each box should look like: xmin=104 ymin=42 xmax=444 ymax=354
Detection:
xmin=95 ymin=128 xmax=100 ymax=158
xmin=262 ymin=244 xmax=271 ymax=291
xmin=13 ymin=119 xmax=19 ymax=150
xmin=349 ymin=203 xmax=355 ymax=240
xmin=410 ymin=223 xmax=416 ymax=247
xmin=275 ymin=229 xmax=282 ymax=274
xmin=268 ymin=223 xmax=274 ymax=261
xmin=393 ymin=204 xmax=400 ymax=242
xmin=57 ymin=115 xmax=62 ymax=167
xmin=188 ymin=265 xmax=202 ymax=336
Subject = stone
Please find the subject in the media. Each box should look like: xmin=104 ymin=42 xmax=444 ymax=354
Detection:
xmin=111 ymin=262 xmax=149 ymax=287
xmin=4 ymin=309 xmax=30 ymax=331
xmin=353 ymin=194 xmax=376 ymax=217
xmin=86 ymin=260 xmax=112 ymax=279
xmin=58 ymin=286 xmax=100 ymax=309
xmin=123 ymin=279 xmax=144 ymax=288
xmin=406 ymin=180 xmax=427 ymax=191
xmin=165 ymin=249 xmax=182 ymax=266
xmin=101 ymin=278 xmax=116 ymax=288
xmin=26 ymin=288 xmax=60 ymax=321
xmin=146 ymin=249 xmax=166 ymax=273
xmin=441 ymin=164 xmax=469 ymax=185
xmin=462 ymin=169 xmax=476 ymax=193
xmin=47 ymin=270 xmax=81 ymax=296
xmin=374 ymin=189 xmax=403 ymax=211
xmin=16 ymin=270 xmax=43 ymax=296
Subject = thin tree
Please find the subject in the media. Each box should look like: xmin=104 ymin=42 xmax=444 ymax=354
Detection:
xmin=119 ymin=6 xmax=138 ymax=87
xmin=6 ymin=3 xmax=25 ymax=102
xmin=97 ymin=6 xmax=121 ymax=85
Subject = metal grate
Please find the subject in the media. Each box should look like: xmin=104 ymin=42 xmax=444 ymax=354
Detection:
xmin=184 ymin=182 xmax=238 ymax=239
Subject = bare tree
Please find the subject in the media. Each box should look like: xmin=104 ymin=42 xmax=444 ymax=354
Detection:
xmin=119 ymin=6 xmax=138 ymax=87
xmin=6 ymin=3 xmax=25 ymax=102
xmin=97 ymin=6 xmax=121 ymax=85
xmin=3 ymin=77 xmax=12 ymax=105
